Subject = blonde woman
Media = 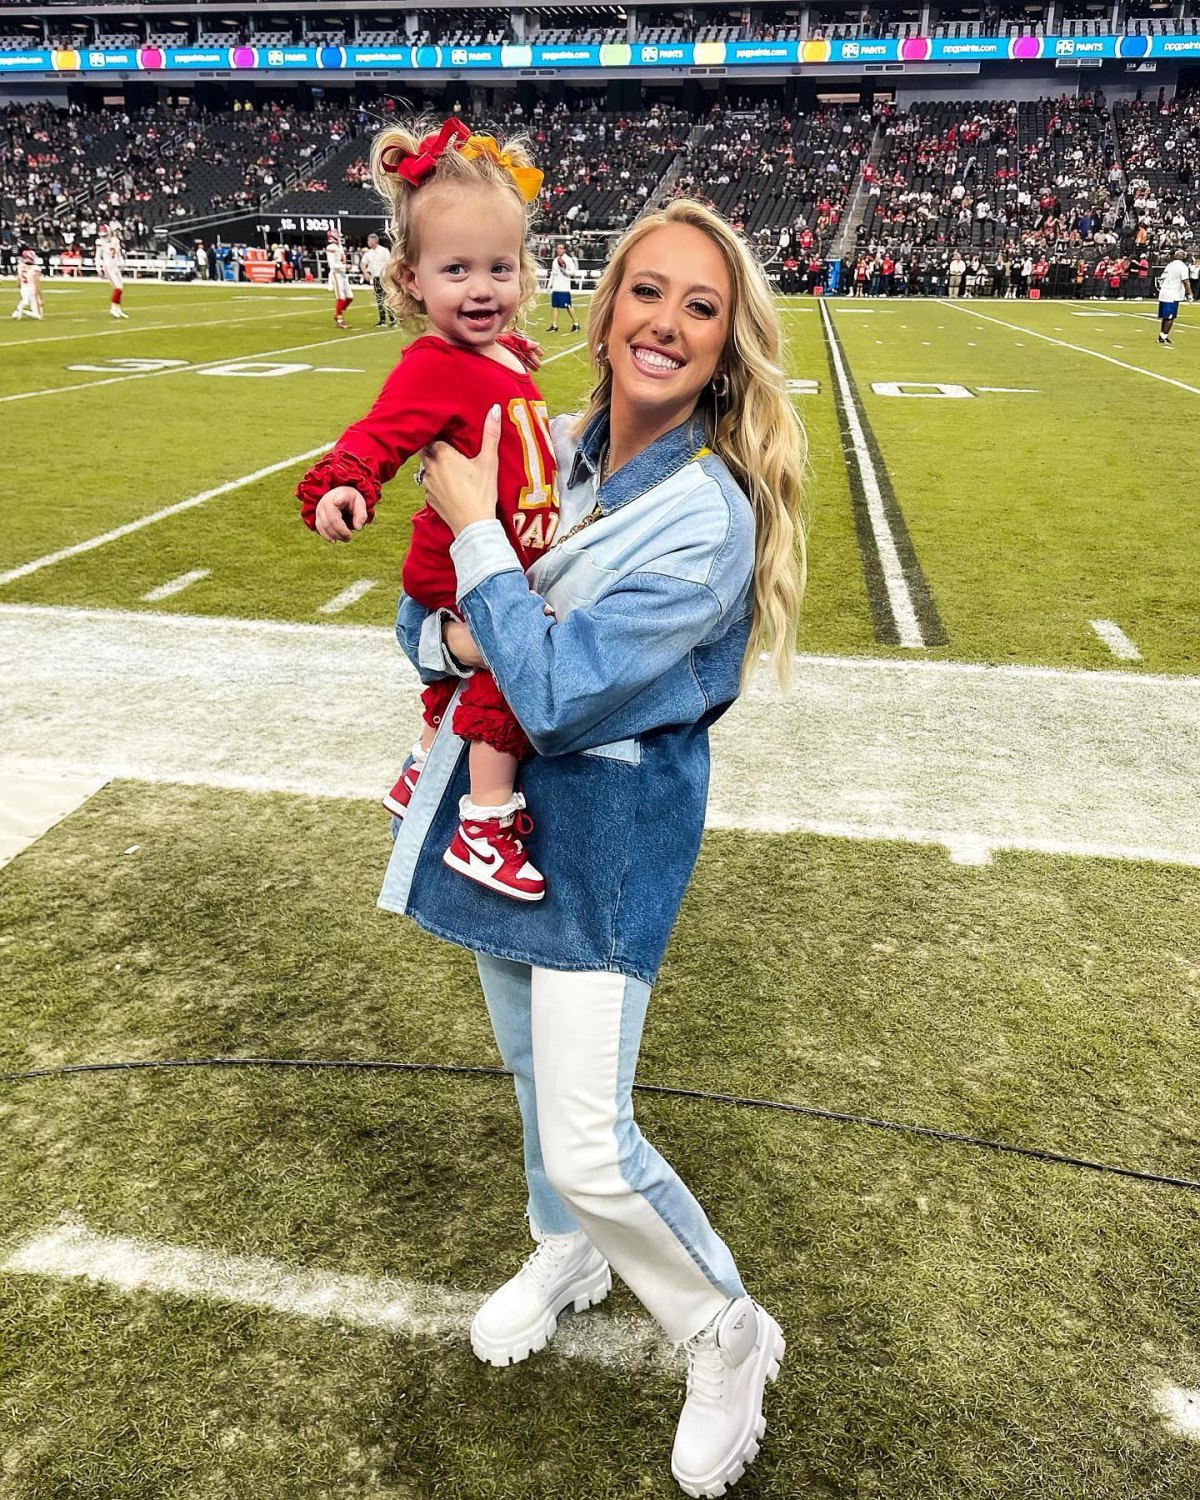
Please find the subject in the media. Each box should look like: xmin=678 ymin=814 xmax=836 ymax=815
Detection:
xmin=385 ymin=200 xmax=806 ymax=1498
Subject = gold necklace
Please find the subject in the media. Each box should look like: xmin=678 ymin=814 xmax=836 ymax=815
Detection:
xmin=550 ymin=446 xmax=606 ymax=551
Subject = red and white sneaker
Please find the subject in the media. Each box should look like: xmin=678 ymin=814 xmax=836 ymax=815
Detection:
xmin=382 ymin=743 xmax=427 ymax=819
xmin=443 ymin=794 xmax=545 ymax=902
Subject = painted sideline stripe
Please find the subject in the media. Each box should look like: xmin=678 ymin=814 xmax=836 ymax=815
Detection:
xmin=0 ymin=449 xmax=330 ymax=587
xmin=141 ymin=569 xmax=211 ymax=603
xmin=939 ymin=299 xmax=1200 ymax=398
xmin=1090 ymin=619 xmax=1141 ymax=661
xmin=318 ymin=578 xmax=377 ymax=614
xmin=2 ymin=602 xmax=1194 ymax=686
xmin=5 ymin=604 xmax=1200 ymax=870
xmin=1 ymin=1221 xmax=673 ymax=1373
xmin=818 ymin=297 xmax=941 ymax=649
xmin=0 ymin=327 xmax=385 ymax=406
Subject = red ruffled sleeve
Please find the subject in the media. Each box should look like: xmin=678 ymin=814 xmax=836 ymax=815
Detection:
xmin=295 ymin=339 xmax=463 ymax=530
xmin=296 ymin=448 xmax=382 ymax=532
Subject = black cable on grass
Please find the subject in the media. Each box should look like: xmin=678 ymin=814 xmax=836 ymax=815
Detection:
xmin=2 ymin=1054 xmax=1199 ymax=1194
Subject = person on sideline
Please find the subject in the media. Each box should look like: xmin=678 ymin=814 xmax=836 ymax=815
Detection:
xmin=360 ymin=231 xmax=395 ymax=327
xmin=389 ymin=199 xmax=805 ymax=1497
xmin=325 ymin=228 xmax=353 ymax=328
xmin=1157 ymin=249 xmax=1193 ymax=347
xmin=545 ymin=240 xmax=579 ymax=331
xmin=95 ymin=222 xmax=128 ymax=318
xmin=11 ymin=248 xmax=44 ymax=320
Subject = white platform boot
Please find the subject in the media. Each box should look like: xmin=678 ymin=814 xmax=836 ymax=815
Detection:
xmin=470 ymin=1224 xmax=611 ymax=1367
xmin=671 ymin=1297 xmax=785 ymax=1497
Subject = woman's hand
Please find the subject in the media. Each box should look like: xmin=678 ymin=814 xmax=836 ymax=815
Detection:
xmin=443 ymin=619 xmax=486 ymax=669
xmin=314 ymin=486 xmax=368 ymax=542
xmin=420 ymin=404 xmax=502 ymax=537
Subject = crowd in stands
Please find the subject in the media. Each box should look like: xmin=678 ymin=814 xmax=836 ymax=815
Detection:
xmin=854 ymin=93 xmax=1155 ymax=290
xmin=1113 ymin=95 xmax=1200 ymax=258
xmin=1 ymin=103 xmax=179 ymax=249
xmin=670 ymin=102 xmax=868 ymax=241
xmin=2 ymin=98 xmax=361 ymax=251
xmin=526 ymin=101 xmax=693 ymax=235
xmin=4 ymin=88 xmax=1198 ymax=299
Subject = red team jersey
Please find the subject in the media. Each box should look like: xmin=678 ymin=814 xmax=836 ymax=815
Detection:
xmin=327 ymin=335 xmax=560 ymax=608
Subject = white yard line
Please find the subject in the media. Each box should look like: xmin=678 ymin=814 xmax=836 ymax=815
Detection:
xmin=939 ymin=299 xmax=1200 ymax=398
xmin=0 ymin=327 xmax=385 ymax=406
xmin=818 ymin=297 xmax=925 ymax=648
xmin=3 ymin=604 xmax=1200 ymax=869
xmin=141 ymin=569 xmax=211 ymax=603
xmin=317 ymin=578 xmax=378 ymax=614
xmin=0 ymin=450 xmax=330 ymax=588
xmin=1154 ymin=1383 xmax=1200 ymax=1439
xmin=539 ymin=338 xmax=588 ymax=365
xmin=0 ymin=306 xmax=320 ymax=352
xmin=1090 ymin=619 xmax=1142 ymax=661
xmin=1111 ymin=309 xmax=1195 ymax=333
xmin=1 ymin=1221 xmax=673 ymax=1373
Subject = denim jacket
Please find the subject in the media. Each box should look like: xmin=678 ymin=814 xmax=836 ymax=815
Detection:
xmin=378 ymin=407 xmax=755 ymax=984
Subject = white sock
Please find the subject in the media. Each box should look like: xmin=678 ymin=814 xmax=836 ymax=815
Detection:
xmin=410 ymin=740 xmax=429 ymax=767
xmin=459 ymin=791 xmax=525 ymax=824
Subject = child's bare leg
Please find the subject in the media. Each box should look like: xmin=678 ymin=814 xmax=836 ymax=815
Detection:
xmin=467 ymin=740 xmax=519 ymax=809
xmin=418 ymin=720 xmax=438 ymax=755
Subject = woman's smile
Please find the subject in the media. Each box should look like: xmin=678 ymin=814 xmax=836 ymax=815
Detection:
xmin=629 ymin=342 xmax=687 ymax=377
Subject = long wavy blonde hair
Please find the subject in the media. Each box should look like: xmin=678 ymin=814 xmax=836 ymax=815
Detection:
xmin=578 ymin=200 xmax=807 ymax=688
xmin=369 ymin=117 xmax=541 ymax=326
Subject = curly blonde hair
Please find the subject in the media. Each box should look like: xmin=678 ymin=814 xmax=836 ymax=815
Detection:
xmin=578 ymin=199 xmax=808 ymax=689
xmin=369 ymin=117 xmax=541 ymax=327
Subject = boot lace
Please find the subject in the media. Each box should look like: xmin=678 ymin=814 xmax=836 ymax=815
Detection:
xmin=520 ymin=1233 xmax=577 ymax=1293
xmin=683 ymin=1331 xmax=727 ymax=1402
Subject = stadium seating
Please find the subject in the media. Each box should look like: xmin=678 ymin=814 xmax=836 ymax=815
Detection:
xmin=1113 ymin=96 xmax=1200 ymax=256
xmin=672 ymin=103 xmax=868 ymax=242
xmin=860 ymin=94 xmax=1119 ymax=265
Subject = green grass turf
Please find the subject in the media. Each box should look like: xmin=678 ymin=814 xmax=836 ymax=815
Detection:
xmin=3 ymin=781 xmax=1200 ymax=1496
xmin=830 ymin=297 xmax=1200 ymax=673
xmin=0 ymin=288 xmax=874 ymax=658
xmin=4 ymin=287 xmax=1199 ymax=672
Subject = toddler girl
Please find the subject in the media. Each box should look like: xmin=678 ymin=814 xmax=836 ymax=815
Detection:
xmin=298 ymin=117 xmax=560 ymax=902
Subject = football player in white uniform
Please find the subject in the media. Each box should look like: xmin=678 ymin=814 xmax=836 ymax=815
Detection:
xmin=96 ymin=223 xmax=129 ymax=318
xmin=11 ymin=248 xmax=44 ymax=320
xmin=325 ymin=229 xmax=353 ymax=328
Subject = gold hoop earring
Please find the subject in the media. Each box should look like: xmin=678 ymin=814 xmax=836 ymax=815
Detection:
xmin=711 ymin=370 xmax=729 ymax=399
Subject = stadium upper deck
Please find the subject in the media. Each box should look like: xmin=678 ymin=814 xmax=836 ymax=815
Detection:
xmin=4 ymin=0 xmax=1200 ymax=69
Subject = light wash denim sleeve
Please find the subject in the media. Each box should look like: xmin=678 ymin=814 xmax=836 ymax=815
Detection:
xmin=395 ymin=595 xmax=471 ymax=683
xmin=450 ymin=511 xmax=751 ymax=758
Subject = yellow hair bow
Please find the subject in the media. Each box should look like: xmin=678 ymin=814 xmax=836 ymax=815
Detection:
xmin=459 ymin=134 xmax=544 ymax=204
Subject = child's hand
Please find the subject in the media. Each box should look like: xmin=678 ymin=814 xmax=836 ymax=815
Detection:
xmin=315 ymin=486 xmax=368 ymax=542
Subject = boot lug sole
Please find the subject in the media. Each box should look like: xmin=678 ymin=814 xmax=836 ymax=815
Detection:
xmin=671 ymin=1314 xmax=785 ymax=1498
xmin=471 ymin=1263 xmax=611 ymax=1366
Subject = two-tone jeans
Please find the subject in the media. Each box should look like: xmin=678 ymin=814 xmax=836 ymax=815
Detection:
xmin=475 ymin=952 xmax=746 ymax=1343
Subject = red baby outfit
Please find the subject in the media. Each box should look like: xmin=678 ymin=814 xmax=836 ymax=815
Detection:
xmin=298 ymin=334 xmax=560 ymax=757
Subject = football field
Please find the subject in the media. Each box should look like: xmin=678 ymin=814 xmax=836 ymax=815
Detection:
xmin=3 ymin=280 xmax=1200 ymax=1498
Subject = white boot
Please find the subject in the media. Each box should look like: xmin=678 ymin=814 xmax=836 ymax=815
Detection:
xmin=470 ymin=1225 xmax=611 ymax=1367
xmin=671 ymin=1297 xmax=785 ymax=1498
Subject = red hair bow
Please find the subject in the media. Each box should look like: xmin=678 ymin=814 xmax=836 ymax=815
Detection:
xmin=379 ymin=117 xmax=471 ymax=186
